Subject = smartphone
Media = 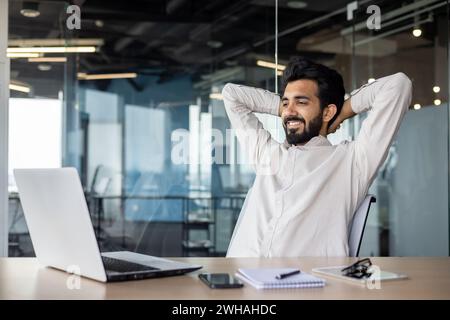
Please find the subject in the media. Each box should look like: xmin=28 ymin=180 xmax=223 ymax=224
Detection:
xmin=198 ymin=273 xmax=244 ymax=289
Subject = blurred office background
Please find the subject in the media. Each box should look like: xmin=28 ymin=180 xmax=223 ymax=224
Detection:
xmin=3 ymin=0 xmax=449 ymax=257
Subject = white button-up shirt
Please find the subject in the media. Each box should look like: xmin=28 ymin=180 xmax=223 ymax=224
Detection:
xmin=223 ymin=73 xmax=412 ymax=257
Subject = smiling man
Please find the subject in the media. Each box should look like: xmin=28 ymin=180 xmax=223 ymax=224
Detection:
xmin=223 ymin=57 xmax=412 ymax=257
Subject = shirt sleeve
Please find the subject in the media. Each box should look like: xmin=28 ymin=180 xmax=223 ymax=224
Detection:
xmin=351 ymin=72 xmax=413 ymax=189
xmin=222 ymin=83 xmax=281 ymax=173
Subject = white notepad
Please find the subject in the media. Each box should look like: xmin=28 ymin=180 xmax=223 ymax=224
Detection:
xmin=235 ymin=268 xmax=326 ymax=289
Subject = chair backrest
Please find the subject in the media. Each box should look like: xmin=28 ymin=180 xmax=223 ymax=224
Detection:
xmin=348 ymin=195 xmax=376 ymax=257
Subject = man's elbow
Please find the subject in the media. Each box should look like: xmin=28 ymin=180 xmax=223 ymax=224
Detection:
xmin=391 ymin=72 xmax=413 ymax=106
xmin=222 ymin=83 xmax=237 ymax=102
xmin=392 ymin=72 xmax=413 ymax=93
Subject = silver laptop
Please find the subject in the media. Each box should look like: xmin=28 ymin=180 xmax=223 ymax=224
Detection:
xmin=14 ymin=167 xmax=202 ymax=282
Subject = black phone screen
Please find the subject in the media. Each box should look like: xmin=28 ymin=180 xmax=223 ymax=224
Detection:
xmin=198 ymin=273 xmax=243 ymax=289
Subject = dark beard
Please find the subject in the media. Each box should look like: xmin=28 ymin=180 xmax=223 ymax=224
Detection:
xmin=283 ymin=113 xmax=323 ymax=145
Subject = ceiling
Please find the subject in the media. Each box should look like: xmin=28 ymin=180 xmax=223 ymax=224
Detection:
xmin=7 ymin=0 xmax=445 ymax=99
xmin=8 ymin=1 xmax=368 ymax=78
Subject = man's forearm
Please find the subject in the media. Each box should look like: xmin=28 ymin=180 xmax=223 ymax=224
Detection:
xmin=222 ymin=83 xmax=282 ymax=172
xmin=328 ymin=98 xmax=356 ymax=133
xmin=350 ymin=73 xmax=411 ymax=115
xmin=330 ymin=74 xmax=411 ymax=134
xmin=222 ymin=83 xmax=280 ymax=117
xmin=339 ymin=99 xmax=357 ymax=121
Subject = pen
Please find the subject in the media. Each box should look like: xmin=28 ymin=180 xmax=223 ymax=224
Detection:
xmin=275 ymin=269 xmax=301 ymax=280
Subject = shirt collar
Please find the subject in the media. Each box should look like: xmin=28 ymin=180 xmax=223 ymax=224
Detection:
xmin=283 ymin=135 xmax=332 ymax=148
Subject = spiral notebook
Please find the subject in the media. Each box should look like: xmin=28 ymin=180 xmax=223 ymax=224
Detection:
xmin=235 ymin=268 xmax=326 ymax=289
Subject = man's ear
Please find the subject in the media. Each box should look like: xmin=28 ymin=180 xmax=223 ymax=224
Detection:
xmin=323 ymin=104 xmax=337 ymax=123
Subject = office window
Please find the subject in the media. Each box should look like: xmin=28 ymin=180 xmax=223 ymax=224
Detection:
xmin=7 ymin=0 xmax=70 ymax=256
xmin=9 ymin=97 xmax=62 ymax=188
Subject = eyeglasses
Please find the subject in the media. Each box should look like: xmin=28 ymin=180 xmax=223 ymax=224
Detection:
xmin=341 ymin=258 xmax=373 ymax=279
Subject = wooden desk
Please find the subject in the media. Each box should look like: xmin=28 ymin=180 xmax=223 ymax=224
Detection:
xmin=1 ymin=257 xmax=449 ymax=299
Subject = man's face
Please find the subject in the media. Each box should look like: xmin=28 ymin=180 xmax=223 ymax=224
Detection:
xmin=281 ymin=79 xmax=323 ymax=145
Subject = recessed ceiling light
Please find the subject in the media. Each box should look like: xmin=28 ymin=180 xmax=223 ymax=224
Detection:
xmin=28 ymin=57 xmax=67 ymax=63
xmin=368 ymin=78 xmax=375 ymax=83
xmin=256 ymin=60 xmax=286 ymax=71
xmin=413 ymin=104 xmax=421 ymax=110
xmin=77 ymin=72 xmax=137 ymax=80
xmin=286 ymin=1 xmax=307 ymax=9
xmin=209 ymin=93 xmax=223 ymax=100
xmin=9 ymin=83 xmax=31 ymax=93
xmin=7 ymin=52 xmax=40 ymax=58
xmin=433 ymin=86 xmax=440 ymax=93
xmin=20 ymin=2 xmax=40 ymax=18
xmin=434 ymin=99 xmax=441 ymax=106
xmin=7 ymin=46 xmax=97 ymax=53
xmin=95 ymin=20 xmax=104 ymax=28
xmin=412 ymin=28 xmax=422 ymax=37
xmin=37 ymin=64 xmax=52 ymax=71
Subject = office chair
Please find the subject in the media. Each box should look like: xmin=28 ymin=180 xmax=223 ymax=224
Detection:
xmin=348 ymin=194 xmax=376 ymax=257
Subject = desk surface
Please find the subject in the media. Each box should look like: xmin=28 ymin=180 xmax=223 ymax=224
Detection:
xmin=1 ymin=257 xmax=450 ymax=299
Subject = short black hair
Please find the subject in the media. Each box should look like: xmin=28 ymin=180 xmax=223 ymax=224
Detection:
xmin=281 ymin=56 xmax=345 ymax=128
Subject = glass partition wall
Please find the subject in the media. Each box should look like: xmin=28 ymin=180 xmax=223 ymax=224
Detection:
xmin=6 ymin=0 xmax=450 ymax=257
xmin=8 ymin=0 xmax=73 ymax=256
xmin=349 ymin=0 xmax=449 ymax=256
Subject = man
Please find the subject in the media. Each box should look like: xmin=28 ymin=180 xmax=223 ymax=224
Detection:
xmin=222 ymin=57 xmax=412 ymax=257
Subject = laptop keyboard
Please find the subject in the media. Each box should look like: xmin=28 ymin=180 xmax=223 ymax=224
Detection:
xmin=102 ymin=256 xmax=158 ymax=273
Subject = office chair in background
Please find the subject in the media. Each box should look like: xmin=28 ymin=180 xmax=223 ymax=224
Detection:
xmin=348 ymin=194 xmax=376 ymax=257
